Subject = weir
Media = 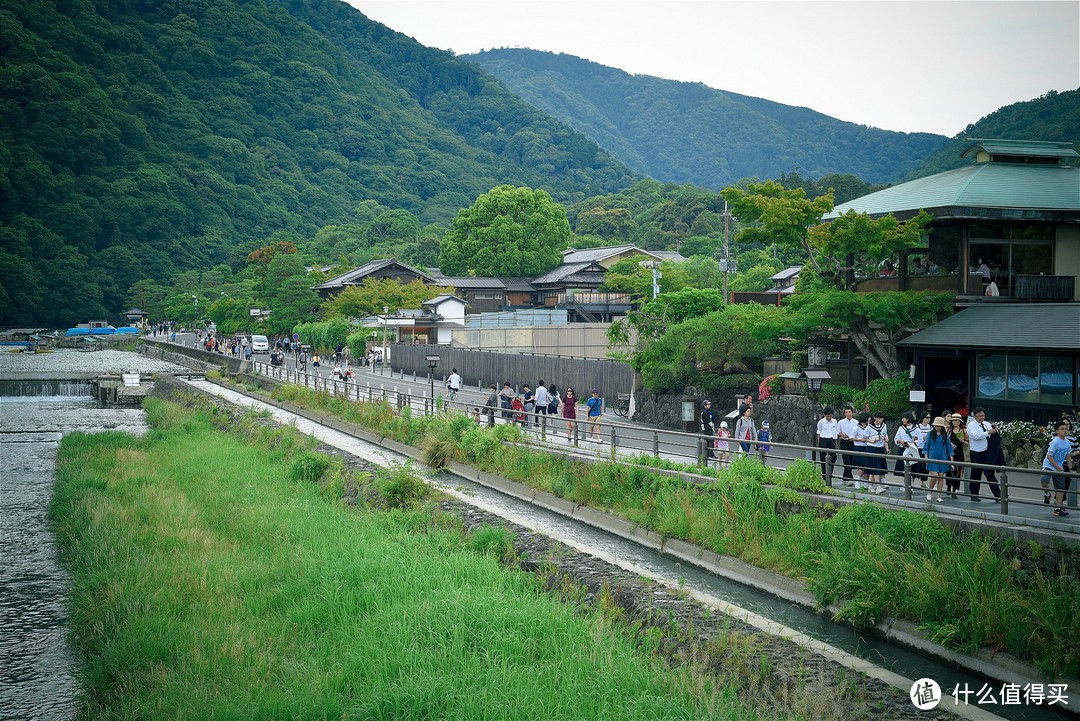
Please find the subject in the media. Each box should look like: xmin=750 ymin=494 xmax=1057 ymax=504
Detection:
xmin=0 ymin=379 xmax=94 ymax=397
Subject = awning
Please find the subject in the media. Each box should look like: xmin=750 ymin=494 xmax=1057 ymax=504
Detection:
xmin=899 ymin=303 xmax=1080 ymax=351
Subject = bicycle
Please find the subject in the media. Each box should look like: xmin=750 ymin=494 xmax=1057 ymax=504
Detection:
xmin=612 ymin=392 xmax=631 ymax=417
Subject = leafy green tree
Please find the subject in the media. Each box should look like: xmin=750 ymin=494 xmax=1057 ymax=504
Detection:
xmin=721 ymin=181 xmax=946 ymax=378
xmin=630 ymin=305 xmax=777 ymax=394
xmin=742 ymin=291 xmax=954 ymax=380
xmin=320 ymin=278 xmax=444 ymax=319
xmin=438 ymin=185 xmax=569 ymax=276
xmin=207 ymin=297 xmax=254 ymax=335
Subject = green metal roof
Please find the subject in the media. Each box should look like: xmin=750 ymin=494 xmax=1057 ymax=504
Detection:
xmin=824 ymin=162 xmax=1080 ymax=220
xmin=960 ymin=138 xmax=1079 ymax=160
xmin=899 ymin=303 xmax=1080 ymax=351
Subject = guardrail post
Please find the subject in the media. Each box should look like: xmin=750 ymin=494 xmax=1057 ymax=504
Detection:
xmin=653 ymin=431 xmax=659 ymax=457
xmin=697 ymin=436 xmax=705 ymax=467
xmin=609 ymin=425 xmax=617 ymax=460
xmin=824 ymin=452 xmax=833 ymax=488
xmin=999 ymin=470 xmax=1009 ymax=515
xmin=572 ymin=423 xmax=579 ymax=448
xmin=540 ymin=413 xmax=547 ymax=441
xmin=903 ymin=462 xmax=912 ymax=501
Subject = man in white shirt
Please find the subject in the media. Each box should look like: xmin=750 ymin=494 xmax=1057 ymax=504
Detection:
xmin=966 ymin=407 xmax=1001 ymax=501
xmin=815 ymin=406 xmax=840 ymax=482
xmin=836 ymin=406 xmax=859 ymax=485
xmin=446 ymin=368 xmax=462 ymax=401
xmin=533 ymin=381 xmax=551 ymax=428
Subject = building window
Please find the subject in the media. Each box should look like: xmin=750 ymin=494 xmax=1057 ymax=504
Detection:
xmin=968 ymin=222 xmax=1054 ymax=296
xmin=977 ymin=352 xmax=1075 ymax=406
xmin=472 ymin=293 xmax=504 ymax=300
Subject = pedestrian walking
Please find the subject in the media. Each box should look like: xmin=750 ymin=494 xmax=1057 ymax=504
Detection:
xmin=757 ymin=421 xmax=771 ymax=464
xmin=484 ymin=385 xmax=498 ymax=427
xmin=522 ymin=384 xmax=535 ymax=424
xmin=499 ymin=382 xmax=516 ymax=420
xmin=1043 ymin=420 xmax=1073 ymax=517
xmin=837 ymin=406 xmax=858 ymax=484
xmin=699 ymin=399 xmax=717 ymax=462
xmin=561 ymin=386 xmax=578 ymax=438
xmin=586 ymin=390 xmax=603 ymax=442
xmin=946 ymin=414 xmax=966 ymax=499
xmin=966 ymin=408 xmax=1001 ymax=501
xmin=715 ymin=421 xmax=732 ymax=468
xmin=815 ymin=406 xmax=839 ymax=481
xmin=924 ymin=417 xmax=954 ymax=502
xmin=734 ymin=406 xmax=755 ymax=456
xmin=534 ymin=381 xmax=551 ymax=427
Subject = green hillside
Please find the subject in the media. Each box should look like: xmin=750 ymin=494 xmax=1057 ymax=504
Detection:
xmin=901 ymin=89 xmax=1080 ymax=179
xmin=465 ymin=48 xmax=947 ymax=189
xmin=0 ymin=0 xmax=635 ymax=327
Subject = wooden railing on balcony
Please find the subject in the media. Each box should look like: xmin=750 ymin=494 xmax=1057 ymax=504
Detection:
xmin=1014 ymin=275 xmax=1076 ymax=302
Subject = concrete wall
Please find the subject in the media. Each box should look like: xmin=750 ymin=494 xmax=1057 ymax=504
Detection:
xmin=452 ymin=323 xmax=630 ymax=360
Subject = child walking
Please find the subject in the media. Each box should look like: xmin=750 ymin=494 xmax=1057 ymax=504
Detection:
xmin=757 ymin=421 xmax=771 ymax=464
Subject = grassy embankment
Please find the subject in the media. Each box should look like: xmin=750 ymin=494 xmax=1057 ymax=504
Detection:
xmin=51 ymin=395 xmax=767 ymax=720
xmin=265 ymin=381 xmax=1080 ymax=677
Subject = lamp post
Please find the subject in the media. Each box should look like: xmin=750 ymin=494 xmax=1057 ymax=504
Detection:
xmin=382 ymin=306 xmax=389 ymax=376
xmin=803 ymin=337 xmax=831 ymax=405
xmin=639 ymin=260 xmax=661 ymax=299
xmin=426 ymin=354 xmax=440 ymax=413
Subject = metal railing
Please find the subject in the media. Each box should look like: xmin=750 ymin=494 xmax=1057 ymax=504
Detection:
xmin=249 ymin=360 xmax=1079 ymax=522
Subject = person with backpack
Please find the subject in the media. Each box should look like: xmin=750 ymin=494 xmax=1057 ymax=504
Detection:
xmin=734 ymin=406 xmax=755 ymax=457
xmin=757 ymin=421 xmax=771 ymax=464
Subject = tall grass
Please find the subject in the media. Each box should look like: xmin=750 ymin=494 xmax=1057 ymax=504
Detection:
xmin=266 ymin=384 xmax=1080 ymax=677
xmin=50 ymin=397 xmax=763 ymax=720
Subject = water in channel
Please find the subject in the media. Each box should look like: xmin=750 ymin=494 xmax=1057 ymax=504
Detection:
xmin=0 ymin=394 xmax=148 ymax=721
xmin=195 ymin=381 xmax=1067 ymax=721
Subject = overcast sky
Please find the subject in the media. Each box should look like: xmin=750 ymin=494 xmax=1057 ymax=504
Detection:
xmin=349 ymin=0 xmax=1078 ymax=137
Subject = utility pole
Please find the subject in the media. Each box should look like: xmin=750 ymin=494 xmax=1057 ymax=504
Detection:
xmin=719 ymin=201 xmax=735 ymax=304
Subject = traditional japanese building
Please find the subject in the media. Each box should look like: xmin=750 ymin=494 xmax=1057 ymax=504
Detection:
xmin=827 ymin=139 xmax=1080 ymax=421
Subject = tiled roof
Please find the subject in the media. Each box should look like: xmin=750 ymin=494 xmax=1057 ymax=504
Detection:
xmin=561 ymin=245 xmax=657 ymax=263
xmin=313 ymin=259 xmax=433 ymax=290
xmin=531 ymin=262 xmax=593 ymax=284
xmin=825 ymin=163 xmax=1080 ymax=220
xmin=435 ymin=277 xmax=506 ymax=289
xmin=898 ymin=303 xmax=1080 ymax=351
xmin=826 ymin=163 xmax=1080 ymax=219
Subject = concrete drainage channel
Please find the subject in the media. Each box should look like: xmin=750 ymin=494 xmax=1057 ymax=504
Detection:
xmin=187 ymin=378 xmax=1074 ymax=721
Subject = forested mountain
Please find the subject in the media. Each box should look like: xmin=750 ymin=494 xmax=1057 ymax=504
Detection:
xmin=0 ymin=0 xmax=635 ymax=327
xmin=901 ymin=89 xmax=1080 ymax=179
xmin=465 ymin=48 xmax=948 ymax=189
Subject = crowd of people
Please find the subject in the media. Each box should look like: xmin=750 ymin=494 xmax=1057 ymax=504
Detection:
xmin=814 ymin=405 xmax=1078 ymax=517
xmin=473 ymin=381 xmax=605 ymax=441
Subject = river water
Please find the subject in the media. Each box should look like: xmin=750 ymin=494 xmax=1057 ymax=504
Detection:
xmin=0 ymin=394 xmax=149 ymax=721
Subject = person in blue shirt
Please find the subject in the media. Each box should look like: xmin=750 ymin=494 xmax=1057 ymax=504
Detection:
xmin=1043 ymin=420 xmax=1073 ymax=517
xmin=586 ymin=390 xmax=604 ymax=442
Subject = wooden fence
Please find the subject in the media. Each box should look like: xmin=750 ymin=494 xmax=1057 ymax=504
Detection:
xmin=390 ymin=344 xmax=634 ymax=397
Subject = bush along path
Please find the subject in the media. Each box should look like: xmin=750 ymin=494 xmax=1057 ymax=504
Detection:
xmin=253 ymin=378 xmax=1079 ymax=680
xmin=49 ymin=386 xmax=947 ymax=721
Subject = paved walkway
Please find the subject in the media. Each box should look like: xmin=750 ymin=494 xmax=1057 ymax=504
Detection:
xmin=154 ymin=336 xmax=1079 ymax=538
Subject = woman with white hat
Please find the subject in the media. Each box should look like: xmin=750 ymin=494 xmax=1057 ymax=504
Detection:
xmin=924 ymin=417 xmax=954 ymax=502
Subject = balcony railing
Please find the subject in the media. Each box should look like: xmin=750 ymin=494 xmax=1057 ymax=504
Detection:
xmin=1014 ymin=275 xmax=1076 ymax=302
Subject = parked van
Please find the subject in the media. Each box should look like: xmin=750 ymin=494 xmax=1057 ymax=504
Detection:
xmin=251 ymin=334 xmax=270 ymax=353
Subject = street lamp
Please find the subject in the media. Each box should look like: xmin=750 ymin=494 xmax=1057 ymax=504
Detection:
xmin=803 ymin=337 xmax=831 ymax=405
xmin=426 ymin=354 xmax=440 ymax=412
xmin=639 ymin=260 xmax=661 ymax=299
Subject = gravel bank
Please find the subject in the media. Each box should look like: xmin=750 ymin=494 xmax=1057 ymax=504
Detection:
xmin=0 ymin=349 xmax=188 ymax=376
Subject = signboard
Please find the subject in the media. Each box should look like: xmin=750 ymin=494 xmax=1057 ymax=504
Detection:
xmin=908 ymin=389 xmax=926 ymax=403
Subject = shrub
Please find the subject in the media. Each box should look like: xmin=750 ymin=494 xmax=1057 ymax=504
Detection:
xmin=421 ymin=436 xmax=458 ymax=469
xmin=700 ymin=373 xmax=759 ymax=400
xmin=375 ymin=463 xmax=431 ymax=508
xmin=854 ymin=377 xmax=911 ymax=418
xmin=288 ymin=451 xmax=331 ymax=484
xmin=817 ymin=384 xmax=859 ymax=410
xmin=779 ymin=458 xmax=829 ymax=494
xmin=470 ymin=524 xmax=517 ymax=561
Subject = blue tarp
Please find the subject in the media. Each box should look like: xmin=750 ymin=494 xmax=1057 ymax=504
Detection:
xmin=66 ymin=328 xmax=90 ymax=336
xmin=89 ymin=328 xmax=115 ymax=335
